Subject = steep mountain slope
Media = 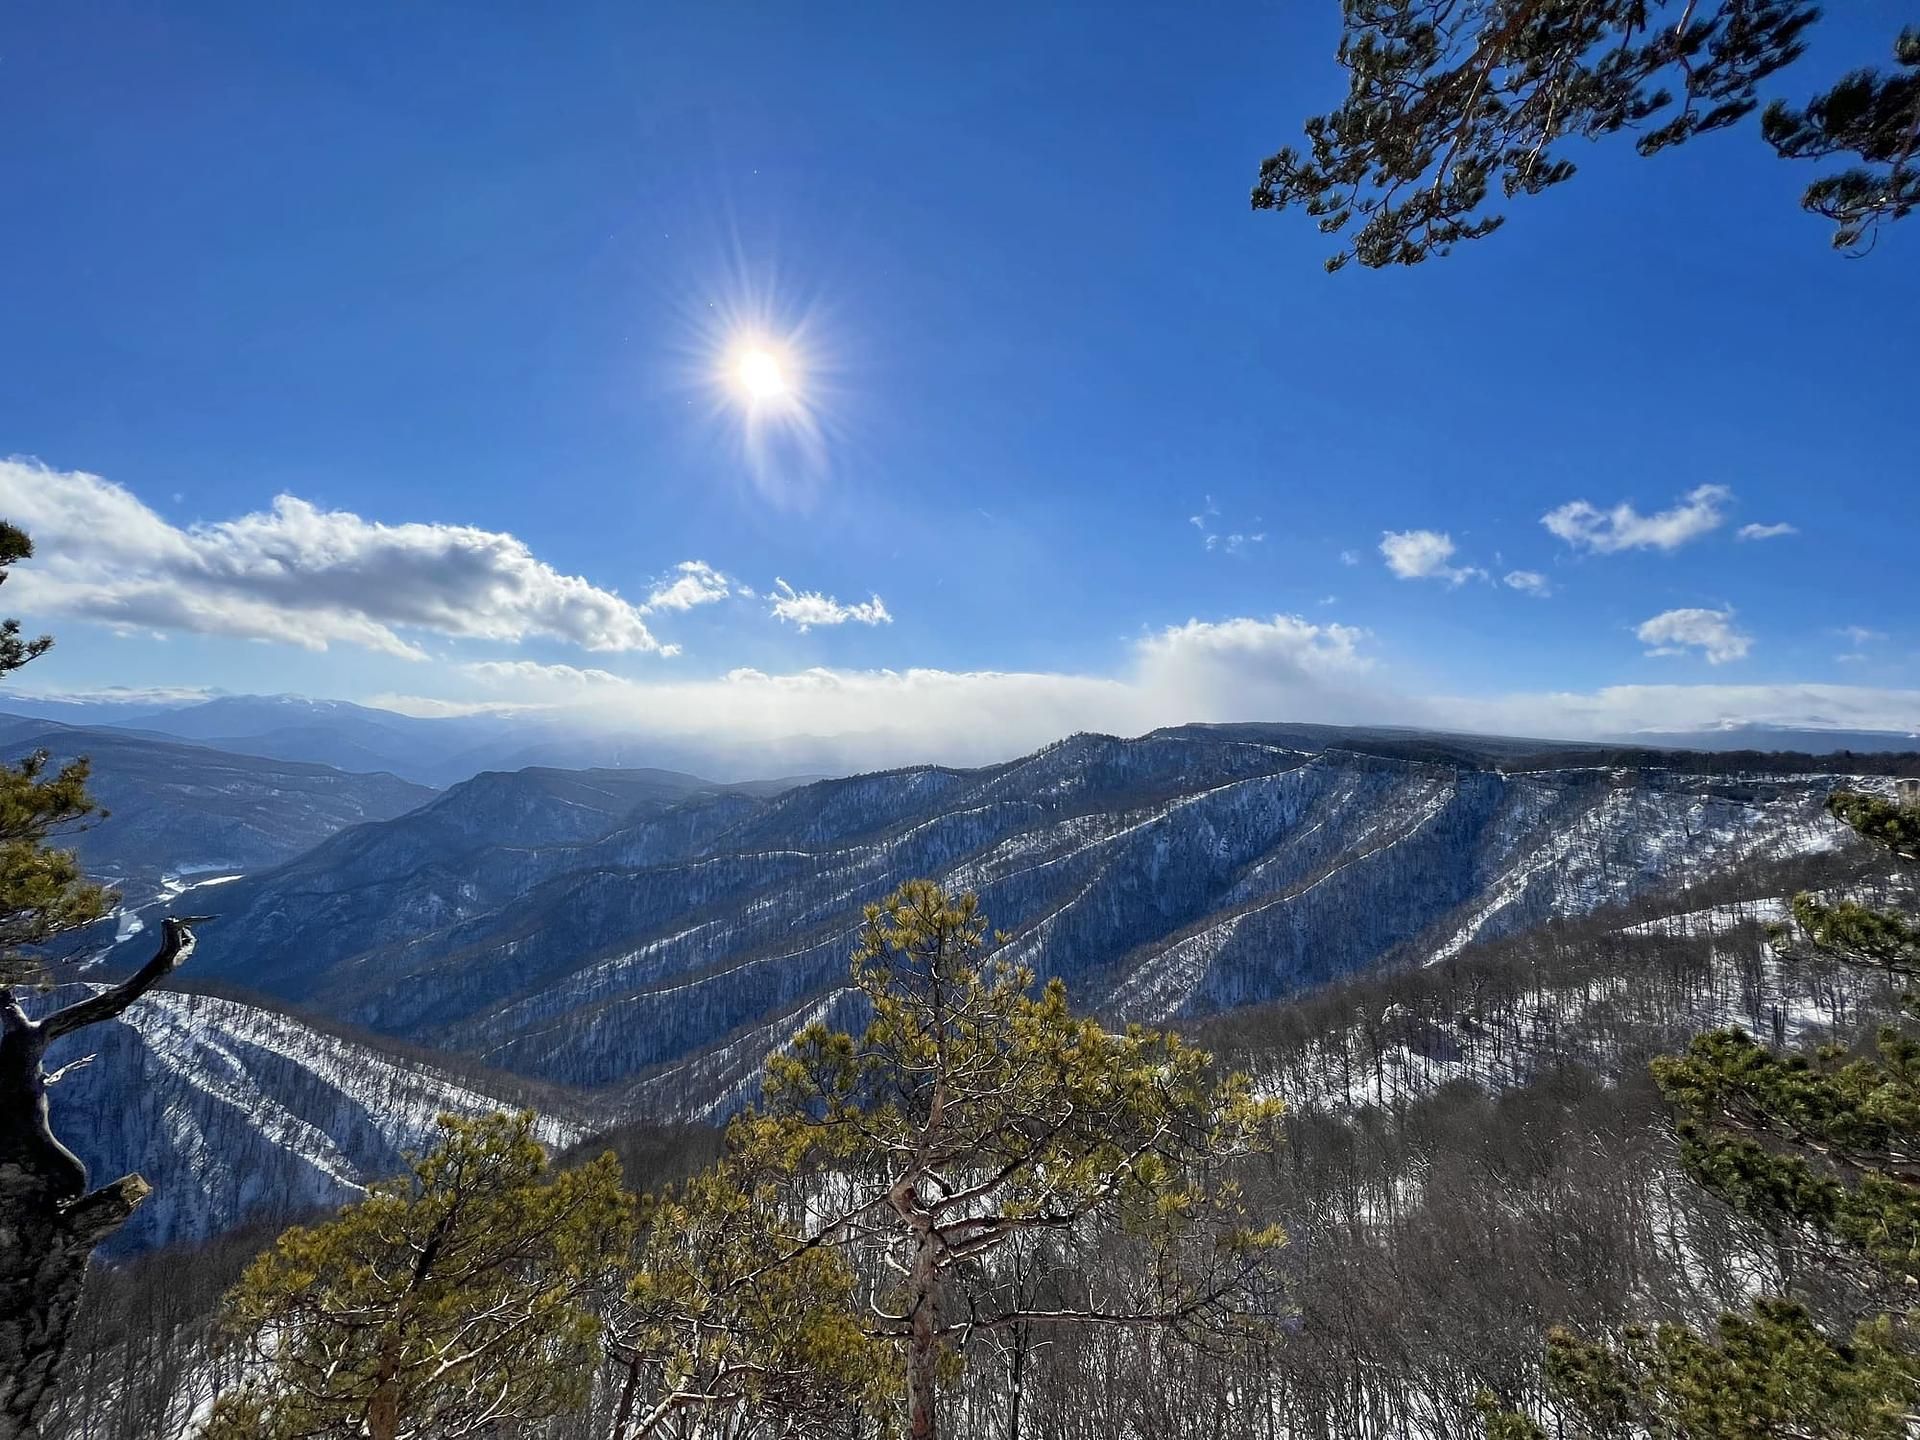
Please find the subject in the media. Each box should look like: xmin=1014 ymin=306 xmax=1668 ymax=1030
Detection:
xmin=36 ymin=985 xmax=592 ymax=1254
xmin=42 ymin=825 xmax=1908 ymax=1440
xmin=0 ymin=716 xmax=434 ymax=907
xmin=198 ymin=765 xmax=786 ymax=995
xmin=192 ymin=726 xmax=1881 ymax=1117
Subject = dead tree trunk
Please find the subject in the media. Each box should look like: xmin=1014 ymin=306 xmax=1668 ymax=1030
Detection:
xmin=0 ymin=918 xmax=200 ymax=1440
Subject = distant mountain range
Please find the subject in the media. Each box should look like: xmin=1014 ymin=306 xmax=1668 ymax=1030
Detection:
xmin=2 ymin=693 xmax=837 ymax=786
xmin=6 ymin=691 xmax=1915 ymax=790
xmin=5 ymin=695 xmax=521 ymax=786
xmin=0 ymin=715 xmax=434 ymax=908
xmin=1625 ymin=724 xmax=1920 ymax=753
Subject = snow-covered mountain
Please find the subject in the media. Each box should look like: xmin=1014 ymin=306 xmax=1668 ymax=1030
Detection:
xmin=37 ymin=985 xmax=592 ymax=1254
xmin=188 ymin=725 xmax=1884 ymax=1119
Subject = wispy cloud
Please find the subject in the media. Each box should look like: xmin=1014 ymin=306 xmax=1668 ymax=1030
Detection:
xmin=1736 ymin=521 xmax=1798 ymax=542
xmin=1834 ymin=625 xmax=1887 ymax=663
xmin=0 ymin=457 xmax=671 ymax=659
xmin=1339 ymin=549 xmax=1360 ymax=567
xmin=1191 ymin=497 xmax=1263 ymax=556
xmin=1380 ymin=529 xmax=1485 ymax=586
xmin=1636 ymin=607 xmax=1752 ymax=664
xmin=1503 ymin=570 xmax=1553 ymax=598
xmin=1543 ymin=484 xmax=1729 ymax=554
xmin=462 ymin=659 xmax=626 ymax=688
xmin=1205 ymin=531 xmax=1266 ymax=555
xmin=642 ymin=560 xmax=731 ymax=612
xmin=768 ymin=578 xmax=892 ymax=631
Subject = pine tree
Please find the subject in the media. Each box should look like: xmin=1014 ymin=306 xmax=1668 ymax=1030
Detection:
xmin=0 ymin=522 xmax=108 ymax=985
xmin=1485 ymin=788 xmax=1920 ymax=1435
xmin=1481 ymin=1302 xmax=1914 ymax=1439
xmin=203 ymin=1111 xmax=632 ymax=1440
xmin=724 ymin=879 xmax=1287 ymax=1440
xmin=0 ymin=524 xmax=207 ymax=1440
xmin=1254 ymin=3 xmax=1918 ymax=268
xmin=607 ymin=1160 xmax=892 ymax=1439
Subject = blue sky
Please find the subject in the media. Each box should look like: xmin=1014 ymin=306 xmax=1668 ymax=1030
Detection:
xmin=2 ymin=2 xmax=1915 ymax=757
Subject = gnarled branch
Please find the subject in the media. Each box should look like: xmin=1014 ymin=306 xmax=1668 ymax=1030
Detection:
xmin=40 ymin=915 xmax=203 ymax=1042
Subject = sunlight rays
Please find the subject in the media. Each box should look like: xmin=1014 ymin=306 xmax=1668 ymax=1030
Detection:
xmin=664 ymin=255 xmax=846 ymax=511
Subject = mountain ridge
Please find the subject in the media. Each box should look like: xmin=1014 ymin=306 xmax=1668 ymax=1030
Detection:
xmin=185 ymin=727 xmax=1894 ymax=1116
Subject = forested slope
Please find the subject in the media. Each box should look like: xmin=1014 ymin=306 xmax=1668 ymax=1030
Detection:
xmin=43 ymin=836 xmax=1914 ymax=1440
xmin=185 ymin=728 xmax=1880 ymax=1119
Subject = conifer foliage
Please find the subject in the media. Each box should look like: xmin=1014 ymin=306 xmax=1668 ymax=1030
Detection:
xmin=726 ymin=879 xmax=1287 ymax=1440
xmin=1255 ymin=3 xmax=1919 ymax=267
xmin=606 ymin=1161 xmax=891 ymax=1439
xmin=203 ymin=1111 xmax=631 ymax=1440
xmin=0 ymin=522 xmax=108 ymax=983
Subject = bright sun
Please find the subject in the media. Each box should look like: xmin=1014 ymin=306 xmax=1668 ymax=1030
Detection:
xmin=734 ymin=347 xmax=788 ymax=402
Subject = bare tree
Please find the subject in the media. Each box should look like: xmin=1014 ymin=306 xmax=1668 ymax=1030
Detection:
xmin=1 ymin=918 xmax=203 ymax=1439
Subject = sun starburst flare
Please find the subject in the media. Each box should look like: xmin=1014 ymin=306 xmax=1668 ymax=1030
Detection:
xmin=732 ymin=346 xmax=790 ymax=403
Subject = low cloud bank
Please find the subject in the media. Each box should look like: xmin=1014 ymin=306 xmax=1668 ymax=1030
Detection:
xmin=363 ymin=616 xmax=1919 ymax=772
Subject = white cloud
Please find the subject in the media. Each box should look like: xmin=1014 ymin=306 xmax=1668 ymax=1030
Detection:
xmin=1 ymin=458 xmax=670 ymax=659
xmin=1543 ymin=484 xmax=1729 ymax=554
xmin=387 ymin=613 xmax=1380 ymax=768
xmin=1636 ymin=607 xmax=1753 ymax=665
xmin=768 ymin=579 xmax=891 ymax=631
xmin=1339 ymin=550 xmax=1360 ymax=567
xmin=1188 ymin=496 xmax=1218 ymax=531
xmin=1135 ymin=613 xmax=1368 ymax=680
xmin=642 ymin=561 xmax=731 ymax=612
xmin=1736 ymin=521 xmax=1798 ymax=541
xmin=462 ymin=659 xmax=626 ymax=689
xmin=1503 ymin=570 xmax=1553 ymax=598
xmin=1379 ymin=530 xmax=1485 ymax=586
